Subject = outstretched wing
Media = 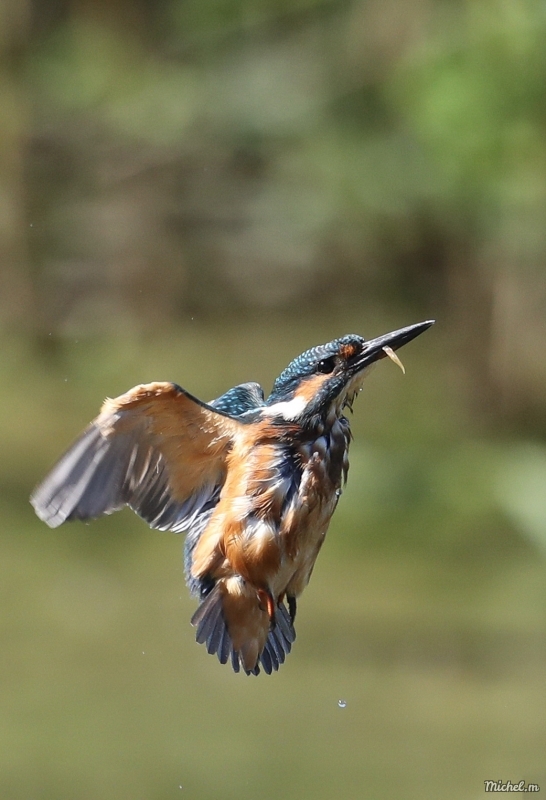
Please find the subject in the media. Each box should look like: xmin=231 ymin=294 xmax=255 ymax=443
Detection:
xmin=31 ymin=382 xmax=243 ymax=531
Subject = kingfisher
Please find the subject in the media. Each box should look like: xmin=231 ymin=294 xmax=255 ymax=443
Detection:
xmin=31 ymin=320 xmax=434 ymax=675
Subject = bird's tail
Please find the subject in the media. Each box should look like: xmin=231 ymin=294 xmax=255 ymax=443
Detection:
xmin=190 ymin=577 xmax=295 ymax=675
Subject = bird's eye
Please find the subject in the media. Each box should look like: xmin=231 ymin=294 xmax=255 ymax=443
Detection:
xmin=317 ymin=356 xmax=336 ymax=374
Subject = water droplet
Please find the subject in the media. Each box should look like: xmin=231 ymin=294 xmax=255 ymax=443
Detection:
xmin=338 ymin=699 xmax=347 ymax=708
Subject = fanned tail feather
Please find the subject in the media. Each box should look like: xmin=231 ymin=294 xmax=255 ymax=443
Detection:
xmin=190 ymin=583 xmax=296 ymax=675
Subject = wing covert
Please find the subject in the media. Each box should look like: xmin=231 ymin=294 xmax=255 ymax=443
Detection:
xmin=209 ymin=382 xmax=265 ymax=415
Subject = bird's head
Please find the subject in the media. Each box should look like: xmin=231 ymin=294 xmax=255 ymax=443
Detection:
xmin=264 ymin=320 xmax=434 ymax=427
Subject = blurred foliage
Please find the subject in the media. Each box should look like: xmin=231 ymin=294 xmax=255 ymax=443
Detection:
xmin=0 ymin=0 xmax=546 ymax=798
xmin=0 ymin=0 xmax=544 ymax=421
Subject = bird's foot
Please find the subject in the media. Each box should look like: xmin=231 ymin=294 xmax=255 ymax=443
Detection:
xmin=257 ymin=588 xmax=276 ymax=630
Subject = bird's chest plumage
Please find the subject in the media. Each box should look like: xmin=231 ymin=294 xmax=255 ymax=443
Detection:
xmin=201 ymin=416 xmax=351 ymax=597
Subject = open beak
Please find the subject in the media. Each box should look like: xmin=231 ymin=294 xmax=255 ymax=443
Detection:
xmin=352 ymin=320 xmax=435 ymax=373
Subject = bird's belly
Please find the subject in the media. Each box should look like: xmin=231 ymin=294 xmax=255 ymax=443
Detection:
xmin=274 ymin=485 xmax=339 ymax=598
xmin=271 ymin=431 xmax=347 ymax=598
xmin=272 ymin=462 xmax=338 ymax=596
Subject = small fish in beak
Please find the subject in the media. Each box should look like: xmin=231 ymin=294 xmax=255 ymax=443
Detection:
xmin=382 ymin=346 xmax=405 ymax=374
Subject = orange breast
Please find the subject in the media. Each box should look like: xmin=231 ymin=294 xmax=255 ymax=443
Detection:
xmin=191 ymin=417 xmax=349 ymax=601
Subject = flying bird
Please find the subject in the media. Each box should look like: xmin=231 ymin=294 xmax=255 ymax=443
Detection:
xmin=31 ymin=320 xmax=434 ymax=675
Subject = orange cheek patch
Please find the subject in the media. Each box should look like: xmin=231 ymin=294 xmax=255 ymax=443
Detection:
xmin=294 ymin=373 xmax=330 ymax=402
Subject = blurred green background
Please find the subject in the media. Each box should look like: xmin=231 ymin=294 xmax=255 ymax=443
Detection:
xmin=1 ymin=0 xmax=545 ymax=798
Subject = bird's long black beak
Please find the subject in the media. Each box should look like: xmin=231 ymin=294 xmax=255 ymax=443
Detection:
xmin=352 ymin=320 xmax=435 ymax=372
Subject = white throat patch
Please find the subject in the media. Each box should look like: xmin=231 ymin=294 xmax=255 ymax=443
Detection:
xmin=261 ymin=395 xmax=308 ymax=421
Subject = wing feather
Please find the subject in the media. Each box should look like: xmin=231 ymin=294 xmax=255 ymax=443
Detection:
xmin=31 ymin=382 xmax=243 ymax=531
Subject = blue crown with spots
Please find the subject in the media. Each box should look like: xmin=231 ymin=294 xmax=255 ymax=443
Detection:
xmin=267 ymin=335 xmax=364 ymax=403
